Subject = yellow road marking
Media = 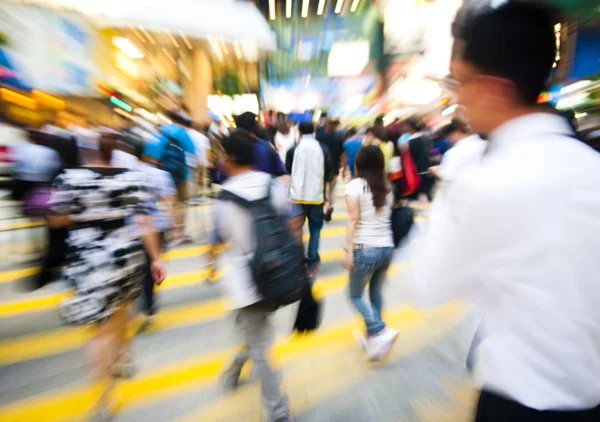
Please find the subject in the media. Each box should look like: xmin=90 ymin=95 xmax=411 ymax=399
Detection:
xmin=0 ymin=220 xmax=351 ymax=285
xmin=0 ymin=265 xmax=403 ymax=366
xmin=0 ymin=220 xmax=45 ymax=231
xmin=0 ymin=266 xmax=41 ymax=284
xmin=180 ymin=308 xmax=460 ymax=422
xmin=0 ymin=302 xmax=463 ymax=422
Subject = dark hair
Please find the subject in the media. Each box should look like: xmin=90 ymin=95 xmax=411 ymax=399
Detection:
xmin=235 ymin=112 xmax=259 ymax=133
xmin=167 ymin=110 xmax=192 ymax=127
xmin=222 ymin=130 xmax=255 ymax=166
xmin=461 ymin=1 xmax=557 ymax=104
xmin=445 ymin=116 xmax=471 ymax=136
xmin=404 ymin=117 xmax=425 ymax=133
xmin=298 ymin=121 xmax=315 ymax=135
xmin=355 ymin=146 xmax=389 ymax=210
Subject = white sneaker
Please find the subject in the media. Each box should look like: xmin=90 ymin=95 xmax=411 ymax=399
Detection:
xmin=353 ymin=330 xmax=367 ymax=352
xmin=366 ymin=328 xmax=399 ymax=362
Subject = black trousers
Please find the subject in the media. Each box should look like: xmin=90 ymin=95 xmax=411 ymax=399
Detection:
xmin=475 ymin=390 xmax=600 ymax=422
xmin=38 ymin=227 xmax=68 ymax=288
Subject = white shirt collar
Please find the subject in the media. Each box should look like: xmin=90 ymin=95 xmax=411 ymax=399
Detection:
xmin=490 ymin=112 xmax=573 ymax=145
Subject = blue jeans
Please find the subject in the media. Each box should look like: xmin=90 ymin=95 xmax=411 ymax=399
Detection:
xmin=348 ymin=247 xmax=394 ymax=335
xmin=302 ymin=204 xmax=324 ymax=267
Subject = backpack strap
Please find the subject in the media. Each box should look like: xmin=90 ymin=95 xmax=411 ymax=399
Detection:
xmin=218 ymin=189 xmax=251 ymax=208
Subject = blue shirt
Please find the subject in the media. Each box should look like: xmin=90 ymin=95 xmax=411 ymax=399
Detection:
xmin=253 ymin=139 xmax=287 ymax=176
xmin=343 ymin=138 xmax=363 ymax=175
xmin=144 ymin=124 xmax=196 ymax=179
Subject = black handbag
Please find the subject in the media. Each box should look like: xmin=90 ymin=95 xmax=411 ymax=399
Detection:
xmin=391 ymin=206 xmax=414 ymax=248
xmin=292 ymin=284 xmax=323 ymax=333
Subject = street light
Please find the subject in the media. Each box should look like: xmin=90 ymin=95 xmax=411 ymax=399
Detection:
xmin=317 ymin=0 xmax=326 ymax=15
xmin=335 ymin=0 xmax=344 ymax=14
xmin=269 ymin=0 xmax=276 ymax=20
xmin=302 ymin=0 xmax=310 ymax=18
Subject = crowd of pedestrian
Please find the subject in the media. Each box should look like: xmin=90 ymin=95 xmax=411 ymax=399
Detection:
xmin=2 ymin=2 xmax=600 ymax=421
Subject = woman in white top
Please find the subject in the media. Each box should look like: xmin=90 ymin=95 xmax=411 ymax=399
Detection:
xmin=344 ymin=146 xmax=398 ymax=361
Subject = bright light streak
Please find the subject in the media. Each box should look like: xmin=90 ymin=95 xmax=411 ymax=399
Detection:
xmin=575 ymin=112 xmax=587 ymax=119
xmin=130 ymin=25 xmax=145 ymax=44
xmin=162 ymin=48 xmax=177 ymax=65
xmin=112 ymin=37 xmax=144 ymax=59
xmin=220 ymin=115 xmax=230 ymax=128
xmin=556 ymin=93 xmax=588 ymax=110
xmin=156 ymin=113 xmax=172 ymax=124
xmin=269 ymin=0 xmax=276 ymax=20
xmin=233 ymin=41 xmax=242 ymax=59
xmin=139 ymin=26 xmax=156 ymax=45
xmin=208 ymin=37 xmax=224 ymax=61
xmin=335 ymin=0 xmax=344 ymax=13
xmin=441 ymin=104 xmax=458 ymax=116
xmin=302 ymin=0 xmax=310 ymax=18
xmin=313 ymin=109 xmax=322 ymax=123
xmin=166 ymin=29 xmax=179 ymax=48
xmin=219 ymin=38 xmax=229 ymax=55
xmin=114 ymin=107 xmax=132 ymax=119
xmin=560 ymin=80 xmax=592 ymax=94
xmin=287 ymin=0 xmax=292 ymax=18
xmin=32 ymin=90 xmax=65 ymax=109
xmin=317 ymin=0 xmax=326 ymax=15
xmin=179 ymin=31 xmax=193 ymax=50
xmin=350 ymin=0 xmax=360 ymax=12
xmin=305 ymin=74 xmax=311 ymax=87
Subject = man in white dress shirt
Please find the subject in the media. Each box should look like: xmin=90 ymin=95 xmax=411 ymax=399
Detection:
xmin=435 ymin=117 xmax=486 ymax=183
xmin=414 ymin=2 xmax=600 ymax=420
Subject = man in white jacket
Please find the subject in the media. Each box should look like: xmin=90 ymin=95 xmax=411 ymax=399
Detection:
xmin=286 ymin=121 xmax=334 ymax=276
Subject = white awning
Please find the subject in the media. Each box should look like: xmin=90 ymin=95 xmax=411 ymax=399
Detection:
xmin=17 ymin=0 xmax=276 ymax=51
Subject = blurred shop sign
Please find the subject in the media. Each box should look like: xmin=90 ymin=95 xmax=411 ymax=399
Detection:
xmin=208 ymin=94 xmax=259 ymax=116
xmin=384 ymin=0 xmax=433 ymax=56
xmin=0 ymin=2 xmax=96 ymax=95
xmin=328 ymin=40 xmax=370 ymax=77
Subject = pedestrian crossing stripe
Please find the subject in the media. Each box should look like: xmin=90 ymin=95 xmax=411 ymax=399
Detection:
xmin=0 ymin=264 xmax=406 ymax=366
xmin=0 ymin=248 xmax=347 ymax=319
xmin=0 ymin=212 xmax=357 ymax=285
xmin=0 ymin=300 xmax=464 ymax=422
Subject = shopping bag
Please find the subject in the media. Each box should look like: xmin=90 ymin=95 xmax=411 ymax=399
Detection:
xmin=400 ymin=150 xmax=421 ymax=196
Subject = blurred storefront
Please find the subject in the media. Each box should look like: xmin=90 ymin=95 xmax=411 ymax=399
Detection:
xmin=257 ymin=0 xmax=384 ymax=121
xmin=1 ymin=0 xmax=275 ymax=126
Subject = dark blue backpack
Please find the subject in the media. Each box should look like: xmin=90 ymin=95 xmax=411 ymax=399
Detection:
xmin=160 ymin=134 xmax=186 ymax=185
xmin=219 ymin=184 xmax=308 ymax=308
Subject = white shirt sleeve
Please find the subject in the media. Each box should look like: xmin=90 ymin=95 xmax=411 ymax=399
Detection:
xmin=410 ymin=176 xmax=484 ymax=308
xmin=345 ymin=178 xmax=363 ymax=198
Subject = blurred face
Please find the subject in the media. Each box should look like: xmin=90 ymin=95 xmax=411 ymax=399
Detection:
xmin=450 ymin=58 xmax=514 ymax=136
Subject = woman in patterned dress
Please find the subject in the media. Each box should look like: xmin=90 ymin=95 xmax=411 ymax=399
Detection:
xmin=47 ymin=133 xmax=166 ymax=421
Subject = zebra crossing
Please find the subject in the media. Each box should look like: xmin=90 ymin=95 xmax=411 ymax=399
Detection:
xmin=0 ymin=185 xmax=473 ymax=422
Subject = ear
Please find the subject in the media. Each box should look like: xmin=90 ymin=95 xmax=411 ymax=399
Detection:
xmin=481 ymin=76 xmax=517 ymax=109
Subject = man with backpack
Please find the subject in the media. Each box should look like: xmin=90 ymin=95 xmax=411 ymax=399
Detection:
xmin=206 ymin=131 xmax=300 ymax=422
xmin=234 ymin=112 xmax=288 ymax=178
xmin=157 ymin=110 xmax=196 ymax=246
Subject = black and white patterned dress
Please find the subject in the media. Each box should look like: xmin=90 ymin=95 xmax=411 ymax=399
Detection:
xmin=49 ymin=167 xmax=154 ymax=325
